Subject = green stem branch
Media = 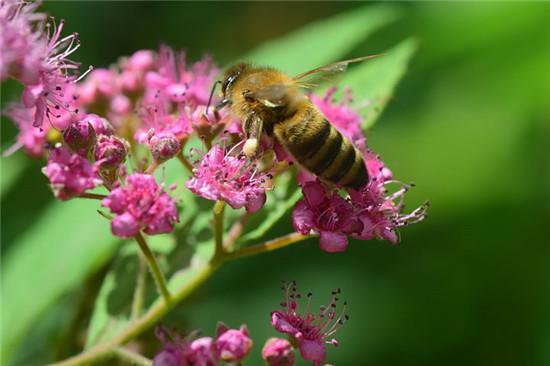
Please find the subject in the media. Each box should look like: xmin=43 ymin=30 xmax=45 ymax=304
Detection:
xmin=224 ymin=232 xmax=310 ymax=261
xmin=134 ymin=232 xmax=171 ymax=303
xmin=130 ymin=254 xmax=147 ymax=320
xmin=112 ymin=347 xmax=152 ymax=366
xmin=79 ymin=192 xmax=107 ymax=200
xmin=50 ymin=230 xmax=309 ymax=366
xmin=212 ymin=200 xmax=226 ymax=261
xmin=177 ymin=150 xmax=194 ymax=174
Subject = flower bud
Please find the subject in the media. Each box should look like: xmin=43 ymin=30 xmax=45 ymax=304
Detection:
xmin=63 ymin=120 xmax=96 ymax=153
xmin=94 ymin=135 xmax=128 ymax=169
xmin=188 ymin=337 xmax=217 ymax=366
xmin=83 ymin=114 xmax=115 ymax=136
xmin=262 ymin=338 xmax=295 ymax=366
xmin=149 ymin=132 xmax=181 ymax=163
xmin=214 ymin=323 xmax=253 ymax=362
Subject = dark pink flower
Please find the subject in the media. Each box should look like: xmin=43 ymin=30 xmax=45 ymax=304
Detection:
xmin=63 ymin=119 xmax=96 ymax=153
xmin=310 ymin=87 xmax=366 ymax=150
xmin=186 ymin=144 xmax=269 ymax=212
xmin=102 ymin=173 xmax=179 ymax=238
xmin=271 ymin=282 xmax=348 ymax=366
xmin=262 ymin=337 xmax=295 ymax=366
xmin=153 ymin=326 xmax=190 ymax=366
xmin=292 ymin=180 xmax=360 ymax=252
xmin=42 ymin=145 xmax=102 ymax=200
xmin=214 ymin=323 xmax=253 ymax=362
xmin=348 ymin=149 xmax=429 ymax=244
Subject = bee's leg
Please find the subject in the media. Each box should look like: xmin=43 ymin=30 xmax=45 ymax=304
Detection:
xmin=243 ymin=113 xmax=263 ymax=157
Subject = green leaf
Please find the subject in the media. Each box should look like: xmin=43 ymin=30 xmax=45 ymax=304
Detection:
xmin=243 ymin=5 xmax=399 ymax=73
xmin=341 ymin=38 xmax=418 ymax=130
xmin=1 ymin=153 xmax=28 ymax=198
xmin=1 ymin=199 xmax=120 ymax=364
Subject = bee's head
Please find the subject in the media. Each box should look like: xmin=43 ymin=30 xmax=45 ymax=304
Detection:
xmin=221 ymin=62 xmax=249 ymax=99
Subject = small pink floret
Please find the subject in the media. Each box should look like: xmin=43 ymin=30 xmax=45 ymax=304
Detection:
xmin=42 ymin=146 xmax=102 ymax=200
xmin=186 ymin=145 xmax=268 ymax=212
xmin=103 ymin=173 xmax=179 ymax=238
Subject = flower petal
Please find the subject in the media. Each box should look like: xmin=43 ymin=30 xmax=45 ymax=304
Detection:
xmin=292 ymin=200 xmax=315 ymax=235
xmin=319 ymin=231 xmax=348 ymax=253
xmin=298 ymin=339 xmax=326 ymax=366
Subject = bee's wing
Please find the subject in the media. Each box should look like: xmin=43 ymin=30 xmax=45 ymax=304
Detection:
xmin=291 ymin=54 xmax=383 ymax=89
xmin=248 ymin=55 xmax=382 ymax=108
xmin=245 ymin=84 xmax=289 ymax=108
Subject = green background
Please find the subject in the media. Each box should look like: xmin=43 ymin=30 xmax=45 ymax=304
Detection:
xmin=2 ymin=2 xmax=549 ymax=365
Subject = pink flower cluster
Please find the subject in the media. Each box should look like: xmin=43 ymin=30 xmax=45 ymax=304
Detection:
xmin=271 ymin=282 xmax=347 ymax=366
xmin=2 ymin=0 xmax=85 ymax=156
xmin=293 ymin=88 xmax=428 ymax=251
xmin=186 ymin=144 xmax=269 ymax=213
xmin=153 ymin=323 xmax=252 ymax=366
xmin=102 ymin=173 xmax=179 ymax=238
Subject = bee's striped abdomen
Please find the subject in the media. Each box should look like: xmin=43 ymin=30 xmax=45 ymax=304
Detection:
xmin=275 ymin=106 xmax=369 ymax=189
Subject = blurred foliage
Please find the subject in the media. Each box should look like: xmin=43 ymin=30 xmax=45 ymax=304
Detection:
xmin=1 ymin=2 xmax=549 ymax=366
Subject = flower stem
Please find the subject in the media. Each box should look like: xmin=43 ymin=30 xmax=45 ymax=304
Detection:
xmin=112 ymin=347 xmax=152 ymax=366
xmin=49 ymin=261 xmax=220 ymax=366
xmin=145 ymin=160 xmax=159 ymax=175
xmin=224 ymin=232 xmax=310 ymax=261
xmin=134 ymin=233 xmax=171 ymax=303
xmin=49 ymin=233 xmax=307 ymax=366
xmin=223 ymin=213 xmax=249 ymax=251
xmin=177 ymin=150 xmax=193 ymax=174
xmin=212 ymin=200 xmax=226 ymax=261
xmin=79 ymin=192 xmax=107 ymax=200
xmin=130 ymin=254 xmax=147 ymax=320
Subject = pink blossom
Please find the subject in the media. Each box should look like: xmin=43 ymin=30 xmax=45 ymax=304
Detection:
xmin=214 ymin=323 xmax=253 ymax=362
xmin=18 ymin=17 xmax=84 ymax=128
xmin=262 ymin=338 xmax=295 ymax=366
xmin=135 ymin=101 xmax=192 ymax=144
xmin=348 ymin=150 xmax=429 ymax=244
xmin=0 ymin=0 xmax=47 ymax=84
xmin=42 ymin=145 xmax=102 ymax=200
xmin=102 ymin=173 xmax=179 ymax=238
xmin=292 ymin=181 xmax=360 ymax=252
xmin=186 ymin=144 xmax=269 ymax=212
xmin=271 ymin=282 xmax=347 ymax=366
xmin=3 ymin=104 xmax=48 ymax=157
xmin=310 ymin=87 xmax=366 ymax=149
xmin=144 ymin=45 xmax=217 ymax=106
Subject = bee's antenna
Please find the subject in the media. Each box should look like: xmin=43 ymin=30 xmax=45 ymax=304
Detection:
xmin=205 ymin=80 xmax=221 ymax=118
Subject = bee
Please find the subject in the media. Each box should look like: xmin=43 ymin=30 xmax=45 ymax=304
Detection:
xmin=211 ymin=56 xmax=379 ymax=189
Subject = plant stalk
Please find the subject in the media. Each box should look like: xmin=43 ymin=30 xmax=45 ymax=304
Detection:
xmin=134 ymin=232 xmax=171 ymax=303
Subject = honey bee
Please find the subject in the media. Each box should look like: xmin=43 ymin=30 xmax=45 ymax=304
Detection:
xmin=211 ymin=56 xmax=379 ymax=188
